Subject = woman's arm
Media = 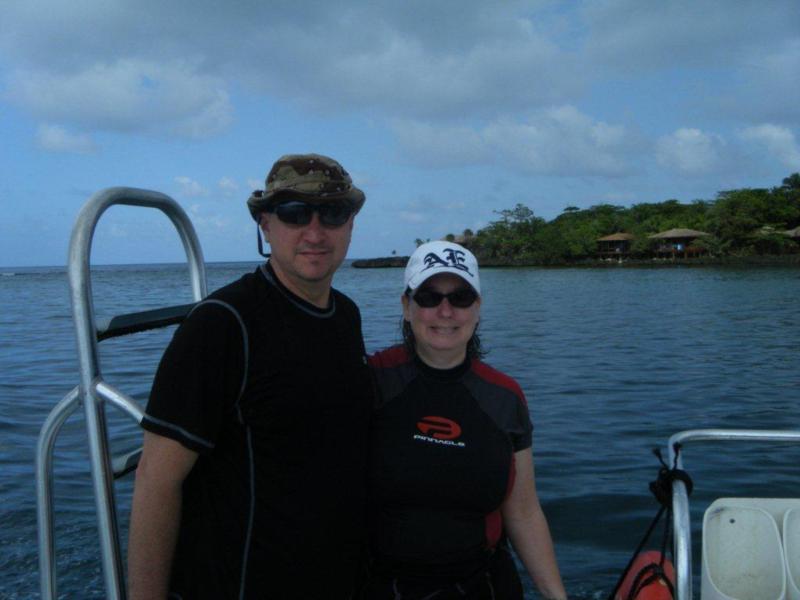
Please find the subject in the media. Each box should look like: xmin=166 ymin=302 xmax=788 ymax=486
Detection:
xmin=501 ymin=448 xmax=567 ymax=600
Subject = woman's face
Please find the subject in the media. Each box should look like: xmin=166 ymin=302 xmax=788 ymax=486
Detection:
xmin=402 ymin=273 xmax=481 ymax=368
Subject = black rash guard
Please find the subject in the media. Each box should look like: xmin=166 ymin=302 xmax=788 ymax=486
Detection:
xmin=142 ymin=263 xmax=373 ymax=600
xmin=367 ymin=345 xmax=533 ymax=584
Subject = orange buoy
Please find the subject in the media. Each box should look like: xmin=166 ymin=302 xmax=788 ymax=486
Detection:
xmin=614 ymin=550 xmax=676 ymax=600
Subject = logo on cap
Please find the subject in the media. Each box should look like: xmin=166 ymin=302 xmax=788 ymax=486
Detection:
xmin=421 ymin=248 xmax=472 ymax=275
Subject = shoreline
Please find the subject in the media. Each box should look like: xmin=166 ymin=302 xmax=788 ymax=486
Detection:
xmin=352 ymin=254 xmax=800 ymax=269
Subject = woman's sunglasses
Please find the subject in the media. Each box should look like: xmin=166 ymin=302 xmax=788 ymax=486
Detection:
xmin=268 ymin=200 xmax=354 ymax=227
xmin=411 ymin=287 xmax=478 ymax=309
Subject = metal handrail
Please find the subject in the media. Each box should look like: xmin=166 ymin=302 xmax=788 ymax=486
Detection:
xmin=36 ymin=187 xmax=207 ymax=600
xmin=667 ymin=428 xmax=800 ymax=600
xmin=96 ymin=303 xmax=197 ymax=340
xmin=35 ymin=387 xmax=81 ymax=597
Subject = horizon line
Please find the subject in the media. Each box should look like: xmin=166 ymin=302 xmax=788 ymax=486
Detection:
xmin=0 ymin=256 xmax=384 ymax=270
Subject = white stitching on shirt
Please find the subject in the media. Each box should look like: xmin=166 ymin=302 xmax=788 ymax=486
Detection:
xmin=189 ymin=299 xmax=249 ymax=404
xmin=238 ymin=426 xmax=256 ymax=600
xmin=141 ymin=414 xmax=214 ymax=449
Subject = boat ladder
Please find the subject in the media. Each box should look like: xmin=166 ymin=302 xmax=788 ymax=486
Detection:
xmin=35 ymin=187 xmax=207 ymax=600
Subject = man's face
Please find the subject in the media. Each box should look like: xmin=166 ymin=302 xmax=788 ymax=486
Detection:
xmin=260 ymin=201 xmax=354 ymax=300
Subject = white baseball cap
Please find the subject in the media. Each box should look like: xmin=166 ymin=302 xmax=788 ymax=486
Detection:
xmin=404 ymin=241 xmax=481 ymax=295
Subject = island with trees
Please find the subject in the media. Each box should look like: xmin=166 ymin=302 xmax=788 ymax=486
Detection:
xmin=354 ymin=173 xmax=800 ymax=268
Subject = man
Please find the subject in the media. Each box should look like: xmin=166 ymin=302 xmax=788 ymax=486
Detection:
xmin=128 ymin=154 xmax=373 ymax=599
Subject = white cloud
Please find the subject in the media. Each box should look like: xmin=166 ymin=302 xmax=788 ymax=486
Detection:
xmin=582 ymin=0 xmax=799 ymax=71
xmin=737 ymin=40 xmax=800 ymax=123
xmin=754 ymin=40 xmax=800 ymax=118
xmin=1 ymin=0 xmax=797 ymax=216
xmin=0 ymin=2 xmax=581 ymax=125
xmin=187 ymin=201 xmax=231 ymax=232
xmin=739 ymin=124 xmax=800 ymax=169
xmin=484 ymin=107 xmax=633 ymax=176
xmin=579 ymin=2 xmax=800 ymax=125
xmin=398 ymin=211 xmax=426 ymax=223
xmin=2 ymin=1 xmax=796 ymax=129
xmin=35 ymin=124 xmax=96 ymax=154
xmin=392 ymin=121 xmax=490 ymax=167
xmin=8 ymin=59 xmax=232 ymax=139
xmin=308 ymin=28 xmax=578 ymax=118
xmin=193 ymin=214 xmax=229 ymax=231
xmin=655 ymin=128 xmax=726 ymax=174
xmin=395 ymin=106 xmax=635 ymax=176
xmin=175 ymin=176 xmax=208 ymax=197
xmin=218 ymin=177 xmax=239 ymax=195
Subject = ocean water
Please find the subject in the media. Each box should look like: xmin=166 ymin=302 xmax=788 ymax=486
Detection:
xmin=1 ymin=261 xmax=799 ymax=598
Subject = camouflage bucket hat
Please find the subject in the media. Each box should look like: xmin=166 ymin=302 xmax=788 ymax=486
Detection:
xmin=247 ymin=153 xmax=365 ymax=221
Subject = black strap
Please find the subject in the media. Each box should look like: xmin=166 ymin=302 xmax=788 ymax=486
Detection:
xmin=649 ymin=446 xmax=693 ymax=507
xmin=606 ymin=447 xmax=690 ymax=600
xmin=626 ymin=563 xmax=675 ymax=600
xmin=606 ymin=505 xmax=667 ymax=600
xmin=256 ymin=222 xmax=271 ymax=258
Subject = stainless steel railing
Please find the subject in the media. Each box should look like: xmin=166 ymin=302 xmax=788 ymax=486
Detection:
xmin=36 ymin=187 xmax=207 ymax=600
xmin=668 ymin=428 xmax=800 ymax=600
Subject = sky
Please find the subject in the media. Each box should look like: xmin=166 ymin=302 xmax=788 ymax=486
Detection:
xmin=1 ymin=0 xmax=798 ymax=267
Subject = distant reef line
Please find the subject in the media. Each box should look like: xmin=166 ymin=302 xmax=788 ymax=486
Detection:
xmin=352 ymin=257 xmax=409 ymax=268
xmin=351 ymin=254 xmax=800 ymax=269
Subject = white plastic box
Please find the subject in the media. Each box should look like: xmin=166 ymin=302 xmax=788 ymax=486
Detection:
xmin=702 ymin=501 xmax=786 ymax=600
xmin=784 ymin=508 xmax=800 ymax=600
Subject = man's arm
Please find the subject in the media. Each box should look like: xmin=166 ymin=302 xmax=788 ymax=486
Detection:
xmin=128 ymin=431 xmax=198 ymax=600
xmin=501 ymin=449 xmax=567 ymax=600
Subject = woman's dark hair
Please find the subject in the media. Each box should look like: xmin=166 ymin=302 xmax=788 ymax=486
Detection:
xmin=401 ymin=286 xmax=487 ymax=360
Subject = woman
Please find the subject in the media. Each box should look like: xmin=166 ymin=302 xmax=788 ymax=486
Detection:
xmin=366 ymin=241 xmax=566 ymax=600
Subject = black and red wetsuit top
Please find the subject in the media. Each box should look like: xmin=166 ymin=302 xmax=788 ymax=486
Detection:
xmin=367 ymin=345 xmax=533 ymax=581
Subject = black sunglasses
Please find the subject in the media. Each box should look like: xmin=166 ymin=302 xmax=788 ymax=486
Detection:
xmin=268 ymin=200 xmax=354 ymax=227
xmin=411 ymin=287 xmax=478 ymax=309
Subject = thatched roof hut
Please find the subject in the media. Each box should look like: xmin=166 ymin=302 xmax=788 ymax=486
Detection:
xmin=597 ymin=233 xmax=635 ymax=242
xmin=649 ymin=228 xmax=710 ymax=258
xmin=596 ymin=232 xmax=635 ymax=256
xmin=784 ymin=226 xmax=800 ymax=239
xmin=648 ymin=228 xmax=710 ymax=239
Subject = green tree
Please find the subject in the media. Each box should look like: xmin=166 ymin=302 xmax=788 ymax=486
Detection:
xmin=476 ymin=203 xmax=547 ymax=260
xmin=775 ymin=173 xmax=800 ymax=228
xmin=781 ymin=173 xmax=800 ymax=191
xmin=418 ymin=172 xmax=800 ymax=262
xmin=711 ymin=188 xmax=777 ymax=253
